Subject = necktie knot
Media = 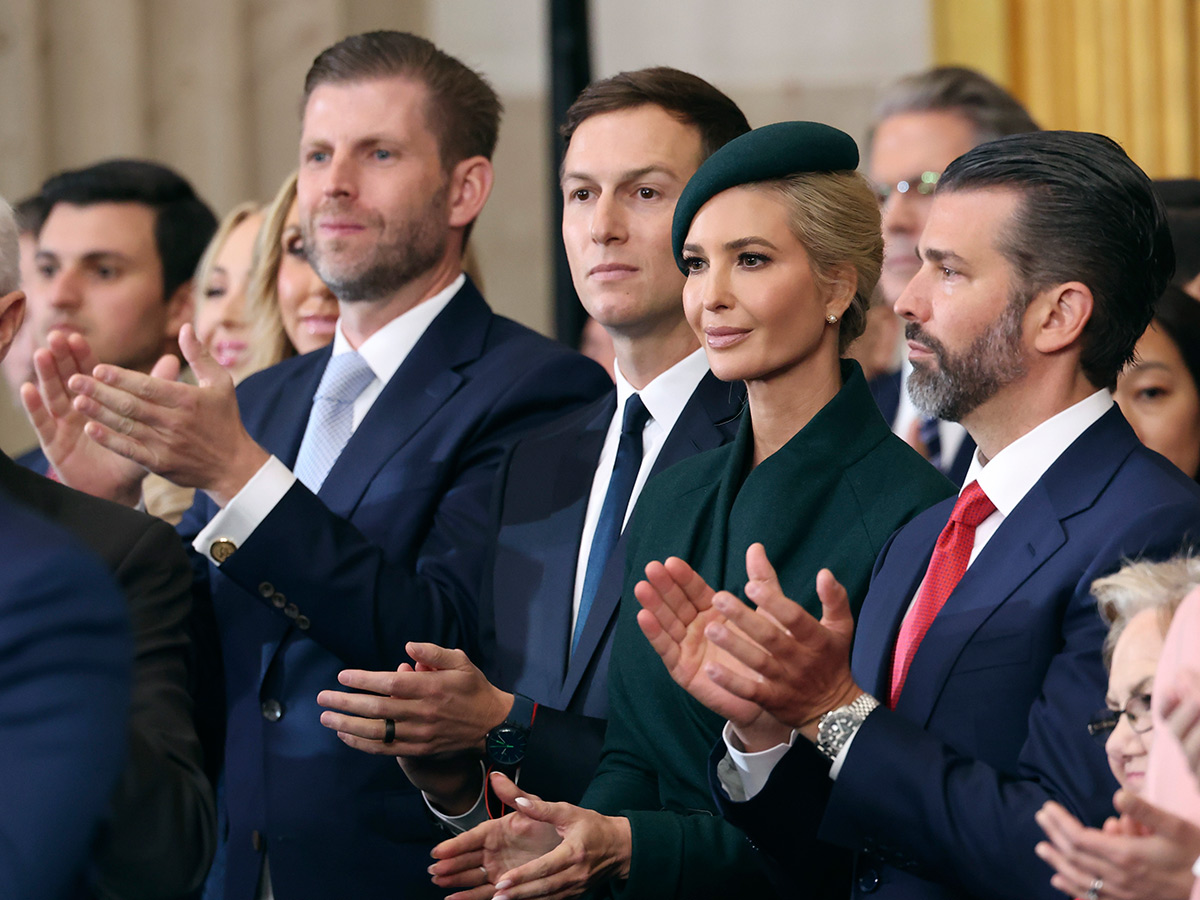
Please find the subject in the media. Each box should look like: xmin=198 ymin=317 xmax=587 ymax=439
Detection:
xmin=951 ymin=480 xmax=995 ymax=528
xmin=621 ymin=394 xmax=651 ymax=437
xmin=316 ymin=351 xmax=375 ymax=405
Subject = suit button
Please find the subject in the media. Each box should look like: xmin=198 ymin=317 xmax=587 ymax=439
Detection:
xmin=251 ymin=829 xmax=263 ymax=852
xmin=261 ymin=699 xmax=284 ymax=722
xmin=271 ymin=592 xmax=287 ymax=609
xmin=857 ymin=866 xmax=880 ymax=893
xmin=295 ymin=615 xmax=311 ymax=630
xmin=283 ymin=603 xmax=300 ymax=619
xmin=258 ymin=582 xmax=274 ymax=598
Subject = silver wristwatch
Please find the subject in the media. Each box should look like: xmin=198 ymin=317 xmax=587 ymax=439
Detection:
xmin=816 ymin=693 xmax=880 ymax=761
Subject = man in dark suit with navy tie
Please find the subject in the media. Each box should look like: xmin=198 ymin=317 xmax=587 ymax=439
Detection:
xmin=640 ymin=131 xmax=1200 ymax=899
xmin=58 ymin=31 xmax=609 ymax=900
xmin=315 ymin=68 xmax=751 ymax=826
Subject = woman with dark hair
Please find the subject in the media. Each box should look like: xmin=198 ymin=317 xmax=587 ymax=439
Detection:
xmin=1115 ymin=285 xmax=1200 ymax=481
xmin=429 ymin=122 xmax=953 ymax=900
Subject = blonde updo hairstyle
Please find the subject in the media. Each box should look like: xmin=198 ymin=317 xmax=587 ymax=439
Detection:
xmin=751 ymin=170 xmax=882 ymax=354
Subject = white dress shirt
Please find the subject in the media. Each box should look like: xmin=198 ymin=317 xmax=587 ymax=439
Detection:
xmin=430 ymin=347 xmax=711 ymax=832
xmin=194 ymin=274 xmax=463 ymax=562
xmin=721 ymin=389 xmax=1114 ymax=800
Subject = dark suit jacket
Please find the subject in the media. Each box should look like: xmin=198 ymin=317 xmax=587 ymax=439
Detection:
xmin=178 ymin=278 xmax=610 ymax=900
xmin=0 ymin=490 xmax=132 ymax=900
xmin=482 ymin=371 xmax=745 ymax=803
xmin=582 ymin=362 xmax=955 ymax=900
xmin=0 ymin=453 xmax=214 ymax=899
xmin=717 ymin=407 xmax=1200 ymax=899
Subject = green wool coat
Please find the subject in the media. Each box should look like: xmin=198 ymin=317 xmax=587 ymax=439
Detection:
xmin=581 ymin=361 xmax=956 ymax=900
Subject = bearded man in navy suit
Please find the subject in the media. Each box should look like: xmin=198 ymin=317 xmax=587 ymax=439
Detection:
xmin=639 ymin=131 xmax=1200 ymax=899
xmin=51 ymin=31 xmax=609 ymax=900
xmin=315 ymin=68 xmax=752 ymax=835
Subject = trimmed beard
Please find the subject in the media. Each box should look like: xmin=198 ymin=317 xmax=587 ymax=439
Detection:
xmin=304 ymin=184 xmax=449 ymax=303
xmin=906 ymin=294 xmax=1028 ymax=422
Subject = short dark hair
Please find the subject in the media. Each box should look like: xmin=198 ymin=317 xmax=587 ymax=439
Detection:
xmin=304 ymin=31 xmax=502 ymax=170
xmin=13 ymin=193 xmax=49 ymax=236
xmin=874 ymin=66 xmax=1039 ymax=146
xmin=938 ymin=130 xmax=1175 ymax=390
xmin=39 ymin=159 xmax=217 ymax=303
xmin=561 ymin=67 xmax=750 ymax=161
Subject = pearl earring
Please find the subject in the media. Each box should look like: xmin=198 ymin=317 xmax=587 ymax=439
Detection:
xmin=826 ymin=314 xmax=838 ymax=324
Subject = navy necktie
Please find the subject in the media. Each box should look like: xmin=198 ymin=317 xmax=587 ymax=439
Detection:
xmin=573 ymin=394 xmax=651 ymax=651
xmin=920 ymin=416 xmax=943 ymax=472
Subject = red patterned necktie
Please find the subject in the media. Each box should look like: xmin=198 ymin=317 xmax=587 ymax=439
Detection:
xmin=888 ymin=480 xmax=995 ymax=708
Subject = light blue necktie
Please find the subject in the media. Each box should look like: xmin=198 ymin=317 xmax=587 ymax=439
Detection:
xmin=573 ymin=394 xmax=651 ymax=651
xmin=293 ymin=351 xmax=376 ymax=492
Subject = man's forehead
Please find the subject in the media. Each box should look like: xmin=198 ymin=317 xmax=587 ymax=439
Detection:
xmin=301 ymin=75 xmax=431 ymax=134
xmin=39 ymin=202 xmax=157 ymax=254
xmin=869 ymin=110 xmax=978 ymax=178
xmin=562 ymin=106 xmax=704 ymax=181
xmin=920 ymin=187 xmax=1023 ymax=252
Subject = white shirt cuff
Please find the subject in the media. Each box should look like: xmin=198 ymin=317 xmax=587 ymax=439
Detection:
xmin=828 ymin=729 xmax=858 ymax=780
xmin=1192 ymin=854 xmax=1200 ymax=878
xmin=421 ymin=761 xmax=488 ymax=834
xmin=193 ymin=456 xmax=296 ymax=564
xmin=716 ymin=721 xmax=798 ymax=802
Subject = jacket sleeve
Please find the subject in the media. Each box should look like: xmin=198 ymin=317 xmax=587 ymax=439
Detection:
xmin=214 ymin=350 xmax=609 ymax=670
xmin=91 ymin=516 xmax=217 ymax=900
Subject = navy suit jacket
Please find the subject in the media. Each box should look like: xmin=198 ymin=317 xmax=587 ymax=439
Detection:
xmin=178 ymin=278 xmax=610 ymax=900
xmin=0 ymin=491 xmax=132 ymax=900
xmin=716 ymin=407 xmax=1200 ymax=900
xmin=482 ymin=371 xmax=745 ymax=802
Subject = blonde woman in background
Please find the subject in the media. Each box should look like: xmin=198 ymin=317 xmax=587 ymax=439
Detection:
xmin=242 ymin=172 xmax=338 ymax=373
xmin=194 ymin=202 xmax=264 ymax=383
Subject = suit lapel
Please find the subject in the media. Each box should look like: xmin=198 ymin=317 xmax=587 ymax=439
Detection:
xmin=889 ymin=407 xmax=1137 ymax=725
xmin=316 ymin=284 xmax=490 ymax=519
xmin=558 ymin=372 xmax=745 ymax=705
xmin=494 ymin=397 xmax=612 ymax=700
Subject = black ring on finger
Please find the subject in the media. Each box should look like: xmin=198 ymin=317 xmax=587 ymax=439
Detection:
xmin=383 ymin=718 xmax=396 ymax=744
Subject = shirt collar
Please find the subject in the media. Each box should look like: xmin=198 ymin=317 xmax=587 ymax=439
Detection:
xmin=965 ymin=388 xmax=1113 ymax=514
xmin=327 ymin=273 xmax=466 ymax=385
xmin=613 ymin=347 xmax=710 ymax=435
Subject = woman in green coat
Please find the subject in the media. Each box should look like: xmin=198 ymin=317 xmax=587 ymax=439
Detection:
xmin=430 ymin=122 xmax=955 ymax=900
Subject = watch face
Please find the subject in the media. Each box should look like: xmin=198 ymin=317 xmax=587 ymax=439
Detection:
xmin=486 ymin=723 xmax=528 ymax=767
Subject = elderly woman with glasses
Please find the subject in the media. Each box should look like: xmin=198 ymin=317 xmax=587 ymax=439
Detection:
xmin=1035 ymin=557 xmax=1200 ymax=900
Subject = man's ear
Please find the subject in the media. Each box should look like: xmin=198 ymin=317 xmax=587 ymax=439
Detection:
xmin=0 ymin=290 xmax=26 ymax=361
xmin=446 ymin=156 xmax=495 ymax=232
xmin=1031 ymin=281 xmax=1093 ymax=355
xmin=163 ymin=280 xmax=195 ymax=349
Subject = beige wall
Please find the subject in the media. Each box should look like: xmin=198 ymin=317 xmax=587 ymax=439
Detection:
xmin=0 ymin=0 xmax=929 ymax=455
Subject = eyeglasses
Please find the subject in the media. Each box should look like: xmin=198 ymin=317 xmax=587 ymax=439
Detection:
xmin=874 ymin=171 xmax=940 ymax=204
xmin=1087 ymin=692 xmax=1153 ymax=743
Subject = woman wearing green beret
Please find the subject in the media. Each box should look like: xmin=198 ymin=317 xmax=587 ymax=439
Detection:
xmin=430 ymin=122 xmax=955 ymax=900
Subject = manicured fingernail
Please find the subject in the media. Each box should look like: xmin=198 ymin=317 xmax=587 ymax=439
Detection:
xmin=496 ymin=880 xmax=512 ymax=891
xmin=514 ymin=797 xmax=531 ymax=808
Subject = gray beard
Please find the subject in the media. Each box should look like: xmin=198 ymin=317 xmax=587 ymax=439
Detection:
xmin=905 ymin=299 xmax=1027 ymax=422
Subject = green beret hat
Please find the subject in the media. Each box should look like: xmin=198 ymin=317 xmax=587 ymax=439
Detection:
xmin=672 ymin=120 xmax=859 ymax=271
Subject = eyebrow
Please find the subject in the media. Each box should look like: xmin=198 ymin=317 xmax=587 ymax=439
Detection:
xmin=681 ymin=236 xmax=780 ymax=256
xmin=922 ymin=247 xmax=967 ymax=266
xmin=560 ymin=164 xmax=678 ymax=186
xmin=35 ymin=249 xmax=136 ymax=266
xmin=1106 ymin=675 xmax=1154 ymax=707
xmin=1127 ymin=360 xmax=1171 ymax=374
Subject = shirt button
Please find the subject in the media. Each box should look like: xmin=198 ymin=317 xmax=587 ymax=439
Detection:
xmin=261 ymin=699 xmax=284 ymax=722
